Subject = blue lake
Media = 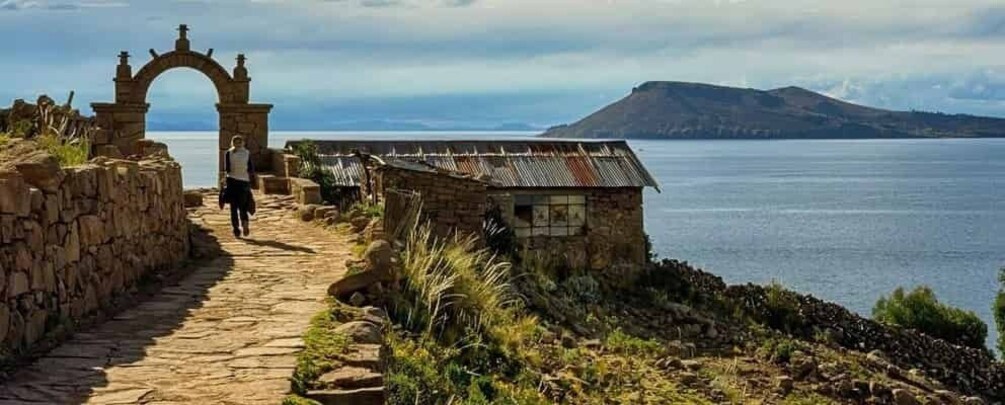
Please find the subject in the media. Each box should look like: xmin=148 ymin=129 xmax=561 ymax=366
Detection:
xmin=153 ymin=132 xmax=1005 ymax=345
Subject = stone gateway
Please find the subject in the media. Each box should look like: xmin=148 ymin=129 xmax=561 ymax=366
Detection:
xmin=90 ymin=25 xmax=273 ymax=177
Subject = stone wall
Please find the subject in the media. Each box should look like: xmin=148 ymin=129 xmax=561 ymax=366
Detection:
xmin=0 ymin=151 xmax=188 ymax=360
xmin=494 ymin=188 xmax=647 ymax=272
xmin=646 ymin=259 xmax=1005 ymax=399
xmin=376 ymin=165 xmax=487 ymax=239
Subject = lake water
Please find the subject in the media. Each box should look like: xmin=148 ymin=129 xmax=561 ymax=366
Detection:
xmin=153 ymin=132 xmax=1005 ymax=344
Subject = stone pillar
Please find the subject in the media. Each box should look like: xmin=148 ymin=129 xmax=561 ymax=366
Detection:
xmin=217 ymin=103 xmax=273 ymax=176
xmin=91 ymin=103 xmax=150 ymax=156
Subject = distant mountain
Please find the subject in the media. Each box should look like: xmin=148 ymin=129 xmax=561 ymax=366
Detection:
xmin=541 ymin=81 xmax=1005 ymax=139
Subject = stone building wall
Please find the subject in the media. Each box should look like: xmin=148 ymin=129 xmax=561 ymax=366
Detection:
xmin=0 ymin=153 xmax=188 ymax=359
xmin=493 ymin=187 xmax=646 ymax=272
xmin=376 ymin=165 xmax=487 ymax=239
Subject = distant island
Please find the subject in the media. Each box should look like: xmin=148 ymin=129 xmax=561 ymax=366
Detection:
xmin=541 ymin=81 xmax=1005 ymax=139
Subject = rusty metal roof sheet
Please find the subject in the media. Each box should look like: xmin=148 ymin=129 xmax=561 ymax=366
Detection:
xmin=286 ymin=139 xmax=659 ymax=190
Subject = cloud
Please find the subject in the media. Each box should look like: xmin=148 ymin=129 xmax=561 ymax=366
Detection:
xmin=2 ymin=0 xmax=1005 ymax=126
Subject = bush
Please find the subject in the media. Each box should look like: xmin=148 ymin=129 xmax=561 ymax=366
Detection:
xmin=35 ymin=133 xmax=89 ymax=167
xmin=873 ymin=286 xmax=987 ymax=349
xmin=291 ymin=140 xmax=345 ymax=206
xmin=763 ymin=281 xmax=804 ymax=333
xmin=993 ymin=268 xmax=1005 ymax=357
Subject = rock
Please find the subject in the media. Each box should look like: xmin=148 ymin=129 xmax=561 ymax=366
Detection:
xmin=328 ymin=271 xmax=379 ymax=301
xmin=790 ymin=354 xmax=817 ymax=381
xmin=0 ymin=172 xmax=30 ymax=216
xmin=681 ymin=359 xmax=702 ymax=371
xmin=866 ymin=350 xmax=887 ymax=365
xmin=892 ymin=389 xmax=921 ymax=405
xmin=306 ymin=387 xmax=385 ymax=405
xmin=363 ymin=240 xmax=395 ymax=278
xmin=297 ymin=204 xmax=320 ymax=221
xmin=183 ymin=190 xmax=204 ymax=208
xmin=8 ymin=272 xmax=29 ymax=298
xmin=934 ymin=390 xmax=962 ymax=405
xmin=315 ymin=206 xmax=338 ymax=219
xmin=318 ymin=367 xmax=384 ymax=389
xmin=349 ymin=292 xmax=367 ymax=307
xmin=350 ymin=216 xmax=371 ymax=232
xmin=678 ymin=371 xmax=699 ymax=385
xmin=77 ymin=215 xmax=105 ymax=246
xmin=359 ymin=306 xmax=387 ymax=325
xmin=776 ymin=375 xmax=794 ymax=394
xmin=0 ymin=305 xmax=10 ymax=342
xmin=334 ymin=321 xmax=383 ymax=345
xmin=561 ymin=335 xmax=577 ymax=349
xmin=14 ymin=155 xmax=62 ymax=192
xmin=582 ymin=339 xmax=601 ymax=349
xmin=541 ymin=331 xmax=557 ymax=345
xmin=962 ymin=396 xmax=985 ymax=405
xmin=870 ymin=381 xmax=891 ymax=399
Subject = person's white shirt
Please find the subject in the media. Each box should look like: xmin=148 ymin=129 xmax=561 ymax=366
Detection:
xmin=227 ymin=147 xmax=252 ymax=182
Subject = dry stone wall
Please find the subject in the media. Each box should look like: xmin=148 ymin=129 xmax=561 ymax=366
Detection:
xmin=377 ymin=165 xmax=487 ymax=239
xmin=647 ymin=259 xmax=1005 ymax=400
xmin=0 ymin=152 xmax=188 ymax=360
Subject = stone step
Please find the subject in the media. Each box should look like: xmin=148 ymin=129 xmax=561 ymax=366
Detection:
xmin=306 ymin=387 xmax=385 ymax=405
xmin=338 ymin=344 xmax=383 ymax=369
xmin=318 ymin=367 xmax=384 ymax=389
xmin=256 ymin=174 xmax=290 ymax=195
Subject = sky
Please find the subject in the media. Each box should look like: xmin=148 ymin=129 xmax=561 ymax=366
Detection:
xmin=1 ymin=0 xmax=1004 ymax=130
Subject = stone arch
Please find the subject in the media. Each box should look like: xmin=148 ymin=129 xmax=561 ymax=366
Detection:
xmin=91 ymin=24 xmax=272 ymax=178
xmin=129 ymin=51 xmax=242 ymax=105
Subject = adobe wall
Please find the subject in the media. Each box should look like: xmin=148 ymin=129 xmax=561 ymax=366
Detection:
xmin=0 ymin=151 xmax=188 ymax=359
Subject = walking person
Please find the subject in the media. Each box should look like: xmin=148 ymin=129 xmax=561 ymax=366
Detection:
xmin=222 ymin=135 xmax=255 ymax=238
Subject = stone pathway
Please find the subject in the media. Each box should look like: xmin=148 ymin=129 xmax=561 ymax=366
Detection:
xmin=0 ymin=192 xmax=350 ymax=404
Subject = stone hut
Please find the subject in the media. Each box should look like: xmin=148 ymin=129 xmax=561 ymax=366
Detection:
xmin=285 ymin=139 xmax=659 ymax=271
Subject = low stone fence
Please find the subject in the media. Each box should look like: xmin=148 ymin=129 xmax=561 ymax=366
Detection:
xmin=0 ymin=150 xmax=188 ymax=363
xmin=647 ymin=259 xmax=1005 ymax=400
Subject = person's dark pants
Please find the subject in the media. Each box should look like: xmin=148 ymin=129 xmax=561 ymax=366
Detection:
xmin=226 ymin=177 xmax=251 ymax=235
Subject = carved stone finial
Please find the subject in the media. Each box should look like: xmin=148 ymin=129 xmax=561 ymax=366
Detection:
xmin=175 ymin=24 xmax=191 ymax=52
xmin=118 ymin=51 xmax=130 ymax=65
xmin=149 ymin=49 xmax=159 ymax=59
xmin=234 ymin=54 xmax=249 ymax=80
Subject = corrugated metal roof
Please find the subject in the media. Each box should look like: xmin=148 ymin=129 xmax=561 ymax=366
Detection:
xmin=286 ymin=139 xmax=660 ymax=190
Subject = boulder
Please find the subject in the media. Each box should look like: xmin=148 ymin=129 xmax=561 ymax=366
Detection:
xmin=363 ymin=240 xmax=394 ymax=277
xmin=334 ymin=321 xmax=383 ymax=345
xmin=183 ymin=190 xmax=204 ymax=208
xmin=328 ymin=271 xmax=379 ymax=301
xmin=306 ymin=387 xmax=384 ymax=405
xmin=318 ymin=367 xmax=384 ymax=389
xmin=775 ymin=375 xmax=793 ymax=394
xmin=14 ymin=155 xmax=62 ymax=192
xmin=349 ymin=292 xmax=367 ymax=307
xmin=892 ymin=389 xmax=921 ymax=405
xmin=297 ymin=204 xmax=320 ymax=222
xmin=350 ymin=216 xmax=371 ymax=232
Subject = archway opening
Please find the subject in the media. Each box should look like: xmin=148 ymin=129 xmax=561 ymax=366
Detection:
xmin=146 ymin=68 xmax=221 ymax=187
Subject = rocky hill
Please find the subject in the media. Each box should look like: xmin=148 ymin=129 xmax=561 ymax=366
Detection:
xmin=541 ymin=81 xmax=1005 ymax=139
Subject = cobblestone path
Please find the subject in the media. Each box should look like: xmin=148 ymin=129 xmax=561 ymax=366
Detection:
xmin=0 ymin=193 xmax=349 ymax=404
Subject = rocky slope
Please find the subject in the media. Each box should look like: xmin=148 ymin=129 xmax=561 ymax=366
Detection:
xmin=541 ymin=81 xmax=1005 ymax=139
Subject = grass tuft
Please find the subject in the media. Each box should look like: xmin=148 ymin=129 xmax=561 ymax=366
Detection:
xmin=35 ymin=133 xmax=89 ymax=167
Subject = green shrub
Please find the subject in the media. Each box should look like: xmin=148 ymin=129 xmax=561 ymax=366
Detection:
xmin=0 ymin=132 xmax=10 ymax=148
xmin=291 ymin=140 xmax=344 ymax=206
xmin=604 ymin=328 xmax=663 ymax=356
xmin=758 ymin=336 xmax=803 ymax=364
xmin=763 ymin=281 xmax=804 ymax=333
xmin=873 ymin=285 xmax=987 ymax=349
xmin=35 ymin=133 xmax=89 ymax=167
xmin=993 ymin=268 xmax=1005 ymax=357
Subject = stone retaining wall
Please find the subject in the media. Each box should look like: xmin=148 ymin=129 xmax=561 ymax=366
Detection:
xmin=0 ymin=152 xmax=188 ymax=361
xmin=377 ymin=164 xmax=487 ymax=239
